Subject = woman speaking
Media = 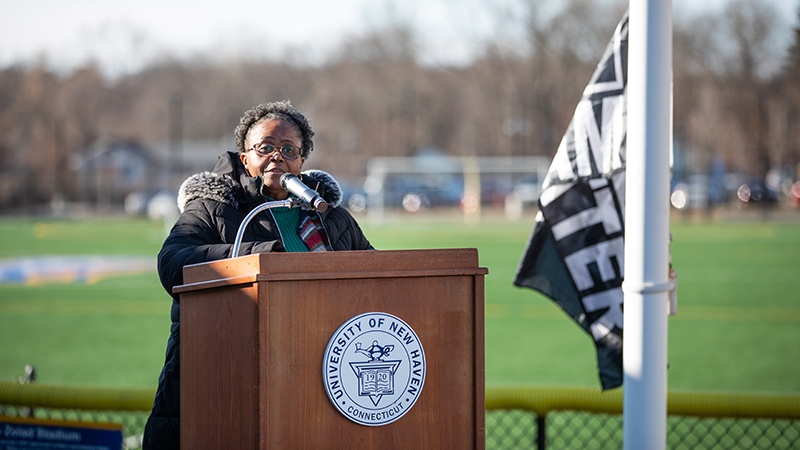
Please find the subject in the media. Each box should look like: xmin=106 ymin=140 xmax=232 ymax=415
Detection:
xmin=143 ymin=100 xmax=374 ymax=449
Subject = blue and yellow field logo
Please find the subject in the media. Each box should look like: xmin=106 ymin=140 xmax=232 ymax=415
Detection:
xmin=323 ymin=312 xmax=426 ymax=426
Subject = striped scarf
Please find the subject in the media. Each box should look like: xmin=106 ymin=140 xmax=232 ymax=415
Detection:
xmin=298 ymin=212 xmax=331 ymax=252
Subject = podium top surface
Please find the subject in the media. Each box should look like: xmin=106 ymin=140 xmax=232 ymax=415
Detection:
xmin=175 ymin=248 xmax=488 ymax=294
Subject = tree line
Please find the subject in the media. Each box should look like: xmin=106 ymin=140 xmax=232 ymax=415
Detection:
xmin=0 ymin=0 xmax=797 ymax=212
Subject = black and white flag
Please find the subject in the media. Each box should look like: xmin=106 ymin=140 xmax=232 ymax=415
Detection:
xmin=513 ymin=11 xmax=628 ymax=390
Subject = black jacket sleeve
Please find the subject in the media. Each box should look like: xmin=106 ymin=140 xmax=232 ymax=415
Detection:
xmin=157 ymin=199 xmax=284 ymax=297
xmin=324 ymin=207 xmax=374 ymax=251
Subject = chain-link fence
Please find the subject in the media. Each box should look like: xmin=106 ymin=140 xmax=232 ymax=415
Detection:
xmin=3 ymin=404 xmax=798 ymax=450
xmin=486 ymin=409 xmax=800 ymax=450
xmin=486 ymin=386 xmax=800 ymax=450
xmin=3 ymin=382 xmax=800 ymax=449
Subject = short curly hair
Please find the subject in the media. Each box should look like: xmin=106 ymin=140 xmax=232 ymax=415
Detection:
xmin=234 ymin=100 xmax=314 ymax=158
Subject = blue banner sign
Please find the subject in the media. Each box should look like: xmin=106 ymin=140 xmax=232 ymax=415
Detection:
xmin=1 ymin=417 xmax=123 ymax=450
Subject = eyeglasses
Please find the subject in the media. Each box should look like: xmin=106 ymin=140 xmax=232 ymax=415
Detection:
xmin=249 ymin=143 xmax=301 ymax=160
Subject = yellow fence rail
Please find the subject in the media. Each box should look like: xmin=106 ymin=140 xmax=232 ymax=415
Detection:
xmin=2 ymin=381 xmax=798 ymax=419
xmin=485 ymin=385 xmax=800 ymax=420
xmin=0 ymin=381 xmax=154 ymax=412
xmin=2 ymin=381 xmax=799 ymax=449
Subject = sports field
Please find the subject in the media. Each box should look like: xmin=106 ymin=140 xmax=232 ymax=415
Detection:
xmin=0 ymin=213 xmax=798 ymax=395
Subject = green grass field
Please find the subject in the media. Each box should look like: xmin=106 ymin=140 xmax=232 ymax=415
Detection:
xmin=1 ymin=213 xmax=798 ymax=394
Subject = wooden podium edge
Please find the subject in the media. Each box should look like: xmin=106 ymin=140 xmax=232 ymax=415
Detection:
xmin=474 ymin=273 xmax=487 ymax=446
xmin=174 ymin=268 xmax=488 ymax=294
xmin=174 ymin=274 xmax=258 ymax=294
xmin=179 ymin=248 xmax=485 ymax=286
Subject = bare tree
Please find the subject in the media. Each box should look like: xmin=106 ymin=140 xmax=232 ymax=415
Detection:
xmin=782 ymin=2 xmax=800 ymax=176
xmin=0 ymin=0 xmax=796 ymax=211
xmin=673 ymin=0 xmax=785 ymax=178
xmin=0 ymin=66 xmax=60 ymax=209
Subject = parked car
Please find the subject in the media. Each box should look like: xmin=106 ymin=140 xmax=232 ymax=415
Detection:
xmin=737 ymin=180 xmax=777 ymax=204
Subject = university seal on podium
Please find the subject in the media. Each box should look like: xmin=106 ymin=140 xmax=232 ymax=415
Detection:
xmin=323 ymin=312 xmax=426 ymax=426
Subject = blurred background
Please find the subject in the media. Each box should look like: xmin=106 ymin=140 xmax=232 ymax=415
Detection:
xmin=2 ymin=2 xmax=800 ymax=447
xmin=0 ymin=0 xmax=798 ymax=218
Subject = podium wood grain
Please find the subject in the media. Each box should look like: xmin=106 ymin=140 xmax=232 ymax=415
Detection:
xmin=178 ymin=249 xmax=487 ymax=450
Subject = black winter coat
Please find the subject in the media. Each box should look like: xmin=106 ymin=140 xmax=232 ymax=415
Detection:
xmin=143 ymin=152 xmax=373 ymax=450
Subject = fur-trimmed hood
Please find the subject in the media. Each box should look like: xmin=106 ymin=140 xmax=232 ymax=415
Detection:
xmin=177 ymin=169 xmax=343 ymax=213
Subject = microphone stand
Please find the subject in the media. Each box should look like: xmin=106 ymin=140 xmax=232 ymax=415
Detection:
xmin=231 ymin=198 xmax=305 ymax=258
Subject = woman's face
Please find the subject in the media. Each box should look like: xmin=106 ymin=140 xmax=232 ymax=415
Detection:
xmin=240 ymin=118 xmax=305 ymax=200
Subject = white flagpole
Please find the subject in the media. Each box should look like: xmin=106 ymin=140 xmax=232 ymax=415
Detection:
xmin=623 ymin=0 xmax=672 ymax=448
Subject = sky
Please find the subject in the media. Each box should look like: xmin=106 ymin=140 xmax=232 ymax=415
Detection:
xmin=0 ymin=0 xmax=796 ymax=77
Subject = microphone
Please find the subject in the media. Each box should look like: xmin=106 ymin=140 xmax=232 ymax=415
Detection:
xmin=280 ymin=173 xmax=328 ymax=212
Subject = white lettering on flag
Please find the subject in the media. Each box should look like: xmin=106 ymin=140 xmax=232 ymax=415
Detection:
xmin=563 ymin=237 xmax=624 ymax=291
xmin=573 ymin=100 xmax=600 ymax=178
xmin=551 ymin=187 xmax=622 ymax=241
xmin=602 ymin=95 xmax=626 ymax=173
xmin=582 ymin=288 xmax=624 ymax=340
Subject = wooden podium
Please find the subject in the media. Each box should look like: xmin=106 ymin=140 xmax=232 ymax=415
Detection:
xmin=174 ymin=248 xmax=487 ymax=449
